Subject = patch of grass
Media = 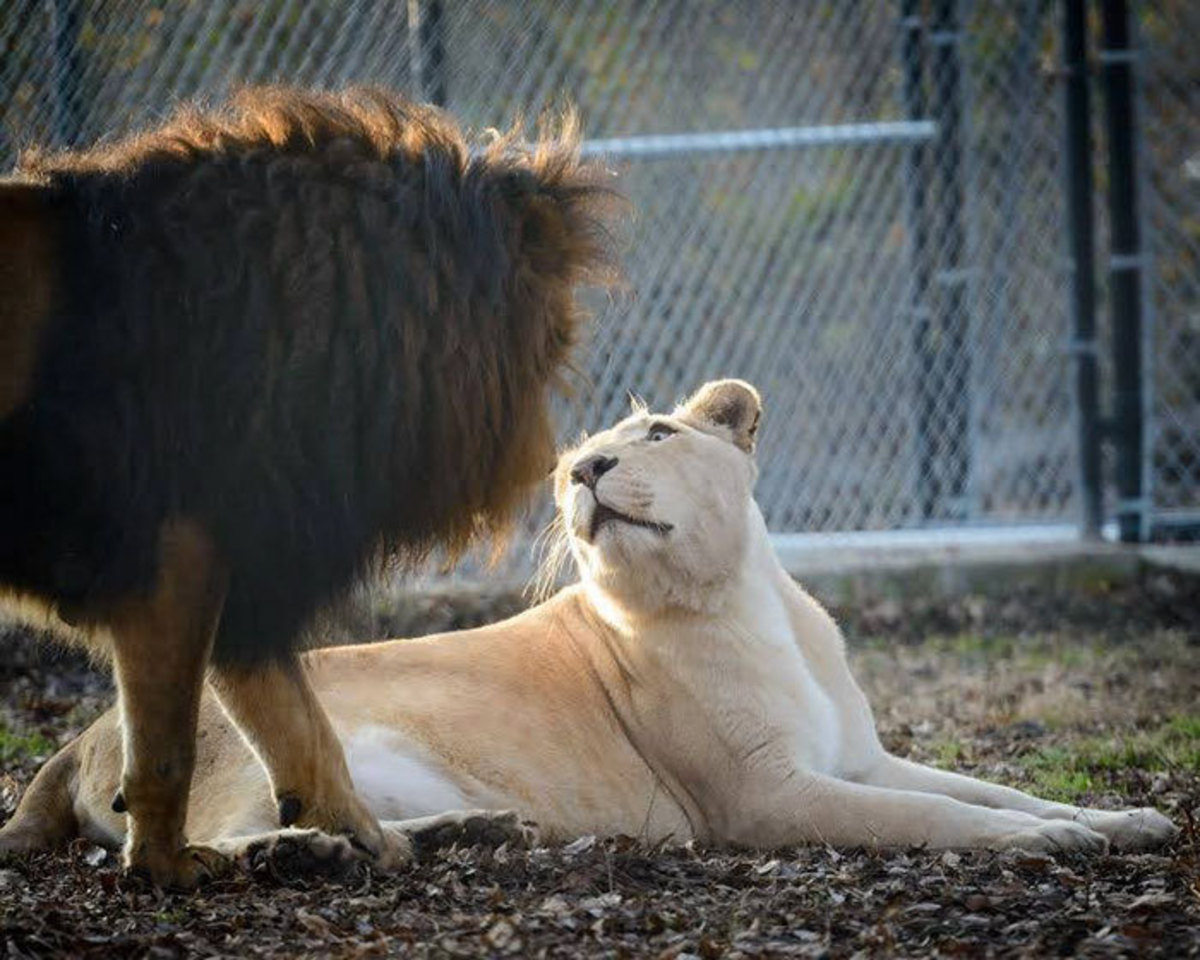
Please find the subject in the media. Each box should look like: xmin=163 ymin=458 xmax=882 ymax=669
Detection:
xmin=1167 ymin=714 xmax=1200 ymax=739
xmin=931 ymin=738 xmax=967 ymax=769
xmin=0 ymin=721 xmax=55 ymax=765
xmin=924 ymin=633 xmax=1098 ymax=671
xmin=1012 ymin=713 xmax=1200 ymax=802
xmin=918 ymin=632 xmax=1020 ymax=664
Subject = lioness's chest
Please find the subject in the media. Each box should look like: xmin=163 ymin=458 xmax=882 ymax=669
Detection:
xmin=653 ymin=594 xmax=845 ymax=778
xmin=727 ymin=625 xmax=843 ymax=776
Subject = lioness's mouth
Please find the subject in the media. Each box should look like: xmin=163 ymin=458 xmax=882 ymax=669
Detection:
xmin=587 ymin=501 xmax=673 ymax=542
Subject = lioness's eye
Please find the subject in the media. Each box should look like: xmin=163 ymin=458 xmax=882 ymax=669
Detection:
xmin=647 ymin=422 xmax=676 ymax=442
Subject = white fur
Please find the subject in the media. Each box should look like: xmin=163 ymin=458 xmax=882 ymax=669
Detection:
xmin=343 ymin=725 xmax=466 ymax=819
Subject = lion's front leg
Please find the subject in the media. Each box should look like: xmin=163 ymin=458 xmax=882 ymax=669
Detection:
xmin=207 ymin=659 xmax=408 ymax=870
xmin=734 ymin=772 xmax=1108 ymax=853
xmin=856 ymin=755 xmax=1177 ymax=851
xmin=106 ymin=520 xmax=232 ymax=888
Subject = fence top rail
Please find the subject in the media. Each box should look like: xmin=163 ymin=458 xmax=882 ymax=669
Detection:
xmin=579 ymin=121 xmax=938 ymax=160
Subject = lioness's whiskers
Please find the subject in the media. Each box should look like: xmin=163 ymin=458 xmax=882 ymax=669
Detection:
xmin=528 ymin=513 xmax=571 ymax=604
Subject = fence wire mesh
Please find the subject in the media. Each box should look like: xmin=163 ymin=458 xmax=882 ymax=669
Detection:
xmin=1 ymin=1 xmax=1195 ymax=566
xmin=1141 ymin=1 xmax=1200 ymax=524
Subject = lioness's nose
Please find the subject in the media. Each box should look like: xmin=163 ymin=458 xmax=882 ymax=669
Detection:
xmin=570 ymin=454 xmax=619 ymax=488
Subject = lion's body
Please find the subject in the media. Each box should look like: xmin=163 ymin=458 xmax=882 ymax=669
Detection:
xmin=0 ymin=87 xmax=619 ymax=885
xmin=5 ymin=382 xmax=1176 ymax=860
xmin=0 ymin=86 xmax=613 ymax=662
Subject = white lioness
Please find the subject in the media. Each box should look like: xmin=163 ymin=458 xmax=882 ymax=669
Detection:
xmin=0 ymin=380 xmax=1177 ymax=865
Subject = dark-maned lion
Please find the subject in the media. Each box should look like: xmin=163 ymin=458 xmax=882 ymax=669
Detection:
xmin=0 ymin=86 xmax=620 ymax=887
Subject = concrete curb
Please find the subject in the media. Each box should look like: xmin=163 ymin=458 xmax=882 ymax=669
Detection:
xmin=779 ymin=541 xmax=1198 ymax=607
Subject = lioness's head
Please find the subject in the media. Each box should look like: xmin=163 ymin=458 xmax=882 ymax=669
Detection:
xmin=553 ymin=379 xmax=762 ymax=614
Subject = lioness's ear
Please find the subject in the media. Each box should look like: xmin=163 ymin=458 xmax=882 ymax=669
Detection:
xmin=679 ymin=379 xmax=762 ymax=453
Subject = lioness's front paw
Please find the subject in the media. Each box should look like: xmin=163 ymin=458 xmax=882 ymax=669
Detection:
xmin=404 ymin=809 xmax=539 ymax=854
xmin=228 ymin=828 xmax=367 ymax=879
xmin=997 ymin=819 xmax=1108 ymax=855
xmin=1080 ymin=808 xmax=1178 ymax=851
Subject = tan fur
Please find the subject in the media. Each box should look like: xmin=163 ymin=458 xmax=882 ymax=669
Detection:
xmin=1 ymin=382 xmax=1177 ymax=862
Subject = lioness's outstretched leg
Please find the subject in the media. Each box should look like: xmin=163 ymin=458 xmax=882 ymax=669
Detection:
xmin=107 ymin=520 xmax=230 ymax=887
xmin=857 ymin=755 xmax=1178 ymax=850
xmin=207 ymin=661 xmax=406 ymax=868
xmin=740 ymin=773 xmax=1108 ymax=853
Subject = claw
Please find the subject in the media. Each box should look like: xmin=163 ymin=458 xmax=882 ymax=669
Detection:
xmin=277 ymin=794 xmax=302 ymax=827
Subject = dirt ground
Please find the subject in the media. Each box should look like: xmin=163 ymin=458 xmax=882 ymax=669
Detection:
xmin=1 ymin=567 xmax=1198 ymax=958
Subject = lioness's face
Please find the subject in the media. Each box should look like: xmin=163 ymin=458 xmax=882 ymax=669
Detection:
xmin=554 ymin=380 xmax=762 ymax=608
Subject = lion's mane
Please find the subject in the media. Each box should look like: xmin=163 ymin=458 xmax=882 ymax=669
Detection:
xmin=0 ymin=86 xmax=620 ymax=663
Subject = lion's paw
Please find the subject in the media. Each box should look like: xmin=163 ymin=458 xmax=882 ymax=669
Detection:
xmin=124 ymin=843 xmax=232 ymax=890
xmin=997 ymin=819 xmax=1108 ymax=855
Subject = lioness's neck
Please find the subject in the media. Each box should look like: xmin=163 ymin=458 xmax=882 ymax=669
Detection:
xmin=579 ymin=500 xmax=784 ymax=635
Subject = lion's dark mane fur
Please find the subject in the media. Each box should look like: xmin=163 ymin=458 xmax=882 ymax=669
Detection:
xmin=0 ymin=86 xmax=619 ymax=663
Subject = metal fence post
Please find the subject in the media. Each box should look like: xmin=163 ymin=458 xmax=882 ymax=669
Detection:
xmin=407 ymin=0 xmax=447 ymax=106
xmin=929 ymin=0 xmax=970 ymax=520
xmin=898 ymin=0 xmax=937 ymax=521
xmin=50 ymin=0 xmax=83 ymax=147
xmin=1061 ymin=0 xmax=1103 ymax=539
xmin=1100 ymin=0 xmax=1146 ymax=542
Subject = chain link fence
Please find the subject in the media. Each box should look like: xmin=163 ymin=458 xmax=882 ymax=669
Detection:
xmin=1141 ymin=1 xmax=1200 ymax=529
xmin=2 ymin=1 xmax=1195 ymax=567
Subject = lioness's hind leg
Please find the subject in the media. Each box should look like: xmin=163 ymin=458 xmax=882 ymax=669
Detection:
xmin=745 ymin=773 xmax=1109 ymax=853
xmin=0 ymin=738 xmax=80 ymax=857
